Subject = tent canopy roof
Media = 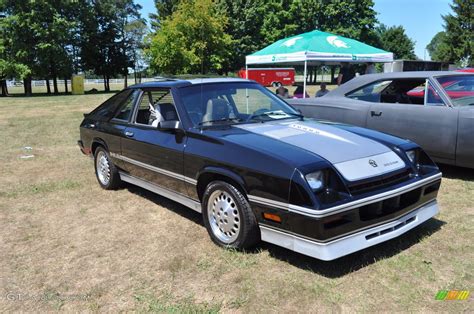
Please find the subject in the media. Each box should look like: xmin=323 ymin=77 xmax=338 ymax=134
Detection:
xmin=246 ymin=30 xmax=393 ymax=65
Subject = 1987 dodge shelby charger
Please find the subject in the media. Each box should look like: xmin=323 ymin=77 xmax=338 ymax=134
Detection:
xmin=78 ymin=78 xmax=442 ymax=261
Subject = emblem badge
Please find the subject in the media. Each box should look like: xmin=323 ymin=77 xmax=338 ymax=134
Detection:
xmin=369 ymin=159 xmax=378 ymax=167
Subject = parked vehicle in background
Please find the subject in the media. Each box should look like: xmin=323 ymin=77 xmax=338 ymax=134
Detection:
xmin=238 ymin=68 xmax=295 ymax=87
xmin=289 ymin=71 xmax=474 ymax=169
xmin=78 ymin=78 xmax=442 ymax=261
xmin=457 ymin=68 xmax=474 ymax=73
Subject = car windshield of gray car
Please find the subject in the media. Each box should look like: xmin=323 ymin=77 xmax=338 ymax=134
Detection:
xmin=179 ymin=82 xmax=301 ymax=127
xmin=437 ymin=75 xmax=474 ymax=107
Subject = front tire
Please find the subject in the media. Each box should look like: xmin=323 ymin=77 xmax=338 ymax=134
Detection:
xmin=202 ymin=181 xmax=260 ymax=249
xmin=94 ymin=147 xmax=121 ymax=190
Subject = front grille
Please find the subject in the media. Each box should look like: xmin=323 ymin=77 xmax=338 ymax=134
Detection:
xmin=359 ymin=187 xmax=422 ymax=221
xmin=365 ymin=215 xmax=417 ymax=240
xmin=348 ymin=169 xmax=411 ymax=196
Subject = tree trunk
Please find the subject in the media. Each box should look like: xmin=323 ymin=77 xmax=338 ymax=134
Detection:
xmin=1 ymin=80 xmax=9 ymax=96
xmin=64 ymin=78 xmax=68 ymax=93
xmin=330 ymin=66 xmax=336 ymax=84
xmin=124 ymin=74 xmax=128 ymax=88
xmin=106 ymin=75 xmax=110 ymax=92
xmin=103 ymin=74 xmax=107 ymax=91
xmin=53 ymin=76 xmax=59 ymax=94
xmin=23 ymin=76 xmax=32 ymax=96
xmin=46 ymin=78 xmax=51 ymax=94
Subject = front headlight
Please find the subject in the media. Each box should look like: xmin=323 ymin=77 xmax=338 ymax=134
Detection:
xmin=305 ymin=171 xmax=325 ymax=192
xmin=406 ymin=149 xmax=417 ymax=164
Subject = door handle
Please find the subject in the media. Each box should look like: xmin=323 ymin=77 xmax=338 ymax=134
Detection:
xmin=371 ymin=110 xmax=383 ymax=117
xmin=125 ymin=131 xmax=134 ymax=137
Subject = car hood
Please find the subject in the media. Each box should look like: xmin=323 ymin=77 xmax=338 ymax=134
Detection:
xmin=235 ymin=119 xmax=406 ymax=181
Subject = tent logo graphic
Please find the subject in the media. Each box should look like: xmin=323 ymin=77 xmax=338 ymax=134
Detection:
xmin=326 ymin=36 xmax=350 ymax=48
xmin=281 ymin=36 xmax=303 ymax=47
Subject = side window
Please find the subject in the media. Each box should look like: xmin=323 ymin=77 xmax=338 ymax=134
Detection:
xmin=113 ymin=89 xmax=141 ymax=121
xmin=135 ymin=89 xmax=178 ymax=126
xmin=425 ymin=81 xmax=446 ymax=106
xmin=89 ymin=90 xmax=132 ymax=120
xmin=346 ymin=80 xmax=392 ymax=102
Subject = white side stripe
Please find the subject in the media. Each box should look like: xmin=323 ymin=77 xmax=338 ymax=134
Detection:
xmin=110 ymin=152 xmax=197 ymax=185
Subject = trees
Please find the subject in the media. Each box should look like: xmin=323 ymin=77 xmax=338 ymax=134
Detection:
xmin=2 ymin=0 xmax=81 ymax=95
xmin=214 ymin=0 xmax=266 ymax=73
xmin=79 ymin=0 xmax=142 ymax=91
xmin=124 ymin=19 xmax=148 ymax=85
xmin=150 ymin=0 xmax=180 ymax=30
xmin=146 ymin=0 xmax=232 ymax=74
xmin=0 ymin=5 xmax=30 ymax=96
xmin=426 ymin=31 xmax=454 ymax=63
xmin=441 ymin=0 xmax=473 ymax=67
xmin=377 ymin=24 xmax=416 ymax=60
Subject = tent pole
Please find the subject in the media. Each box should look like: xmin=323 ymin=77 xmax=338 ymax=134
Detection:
xmin=303 ymin=60 xmax=307 ymax=99
xmin=245 ymin=64 xmax=249 ymax=113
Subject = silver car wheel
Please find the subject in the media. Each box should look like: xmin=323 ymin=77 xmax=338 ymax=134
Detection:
xmin=96 ymin=151 xmax=110 ymax=186
xmin=207 ymin=190 xmax=241 ymax=244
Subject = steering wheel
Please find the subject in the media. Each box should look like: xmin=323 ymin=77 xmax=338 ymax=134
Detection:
xmin=247 ymin=108 xmax=270 ymax=121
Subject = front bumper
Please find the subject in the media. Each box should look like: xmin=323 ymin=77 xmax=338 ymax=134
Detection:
xmin=260 ymin=199 xmax=439 ymax=261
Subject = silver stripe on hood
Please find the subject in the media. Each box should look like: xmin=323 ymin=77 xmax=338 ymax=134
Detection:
xmin=236 ymin=120 xmax=405 ymax=180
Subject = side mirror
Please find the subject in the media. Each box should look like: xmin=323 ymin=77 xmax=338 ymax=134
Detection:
xmin=157 ymin=120 xmax=181 ymax=131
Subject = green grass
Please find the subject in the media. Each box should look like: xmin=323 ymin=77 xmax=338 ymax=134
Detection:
xmin=0 ymin=93 xmax=472 ymax=312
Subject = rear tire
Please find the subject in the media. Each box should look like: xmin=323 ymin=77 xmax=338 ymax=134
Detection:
xmin=202 ymin=181 xmax=260 ymax=249
xmin=94 ymin=147 xmax=121 ymax=190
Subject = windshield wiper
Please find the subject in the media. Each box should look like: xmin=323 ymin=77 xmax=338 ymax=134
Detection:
xmin=198 ymin=117 xmax=242 ymax=126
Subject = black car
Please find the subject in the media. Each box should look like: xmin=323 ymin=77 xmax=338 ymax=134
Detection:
xmin=78 ymin=78 xmax=442 ymax=261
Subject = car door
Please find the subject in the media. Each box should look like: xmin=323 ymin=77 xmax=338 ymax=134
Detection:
xmin=105 ymin=89 xmax=142 ymax=169
xmin=366 ymin=79 xmax=458 ymax=162
xmin=119 ymin=88 xmax=188 ymax=196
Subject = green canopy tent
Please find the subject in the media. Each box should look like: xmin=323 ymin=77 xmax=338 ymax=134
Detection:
xmin=245 ymin=30 xmax=393 ymax=97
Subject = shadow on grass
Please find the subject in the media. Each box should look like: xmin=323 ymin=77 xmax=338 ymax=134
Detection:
xmin=124 ymin=183 xmax=203 ymax=225
xmin=123 ymin=182 xmax=445 ymax=278
xmin=438 ymin=164 xmax=474 ymax=181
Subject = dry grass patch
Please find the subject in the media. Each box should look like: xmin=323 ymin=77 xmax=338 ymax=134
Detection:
xmin=0 ymin=94 xmax=472 ymax=312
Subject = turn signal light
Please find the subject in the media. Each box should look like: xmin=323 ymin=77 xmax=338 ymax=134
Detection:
xmin=263 ymin=212 xmax=282 ymax=223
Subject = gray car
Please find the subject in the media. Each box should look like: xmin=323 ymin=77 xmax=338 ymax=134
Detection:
xmin=289 ymin=71 xmax=474 ymax=169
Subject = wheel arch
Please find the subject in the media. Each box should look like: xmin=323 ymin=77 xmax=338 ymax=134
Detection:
xmin=196 ymin=167 xmax=248 ymax=202
xmin=91 ymin=138 xmax=109 ymax=155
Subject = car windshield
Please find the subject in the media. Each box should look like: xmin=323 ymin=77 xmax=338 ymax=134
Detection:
xmin=436 ymin=75 xmax=474 ymax=107
xmin=178 ymin=82 xmax=301 ymax=126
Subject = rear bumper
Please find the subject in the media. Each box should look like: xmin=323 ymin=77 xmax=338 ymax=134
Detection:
xmin=77 ymin=140 xmax=91 ymax=155
xmin=260 ymin=199 xmax=439 ymax=261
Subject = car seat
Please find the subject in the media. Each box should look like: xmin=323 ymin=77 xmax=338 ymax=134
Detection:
xmin=150 ymin=103 xmax=178 ymax=127
xmin=202 ymin=98 xmax=235 ymax=123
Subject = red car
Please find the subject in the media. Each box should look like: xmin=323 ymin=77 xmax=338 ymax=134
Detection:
xmin=407 ymin=73 xmax=474 ymax=99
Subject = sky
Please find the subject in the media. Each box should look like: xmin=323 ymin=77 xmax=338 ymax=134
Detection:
xmin=136 ymin=0 xmax=453 ymax=60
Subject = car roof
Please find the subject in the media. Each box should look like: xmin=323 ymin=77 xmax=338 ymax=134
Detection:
xmin=128 ymin=77 xmax=251 ymax=89
xmin=329 ymin=71 xmax=472 ymax=96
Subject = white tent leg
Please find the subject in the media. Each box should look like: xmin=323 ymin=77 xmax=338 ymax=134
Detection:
xmin=303 ymin=60 xmax=307 ymax=98
xmin=245 ymin=65 xmax=249 ymax=113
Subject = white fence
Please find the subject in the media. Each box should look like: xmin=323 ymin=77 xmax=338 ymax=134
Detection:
xmin=7 ymin=77 xmax=157 ymax=87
